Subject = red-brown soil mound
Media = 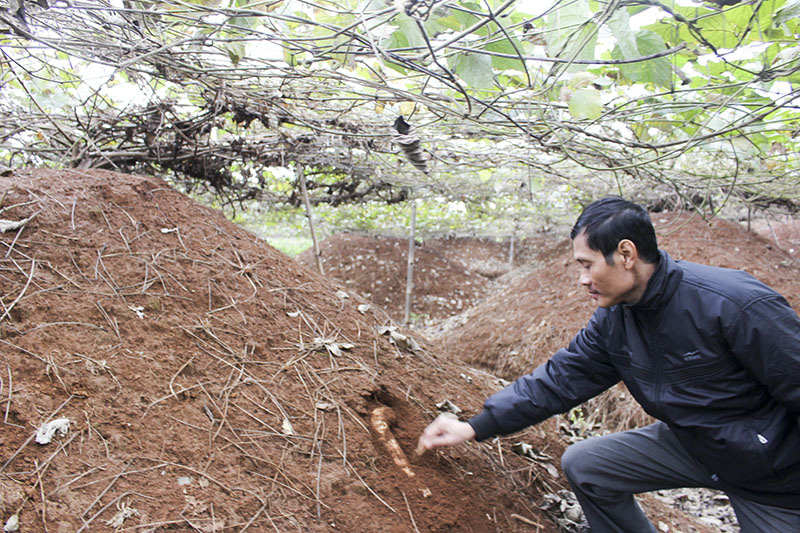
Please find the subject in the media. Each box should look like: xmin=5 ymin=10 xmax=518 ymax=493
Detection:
xmin=751 ymin=215 xmax=800 ymax=259
xmin=0 ymin=168 xmax=576 ymax=532
xmin=299 ymin=234 xmax=553 ymax=324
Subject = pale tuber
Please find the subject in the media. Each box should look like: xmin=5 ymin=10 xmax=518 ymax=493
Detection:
xmin=370 ymin=406 xmax=416 ymax=478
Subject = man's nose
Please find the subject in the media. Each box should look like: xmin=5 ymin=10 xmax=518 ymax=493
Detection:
xmin=579 ymin=271 xmax=591 ymax=286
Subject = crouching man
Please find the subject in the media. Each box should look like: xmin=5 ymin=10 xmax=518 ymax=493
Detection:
xmin=418 ymin=197 xmax=800 ymax=532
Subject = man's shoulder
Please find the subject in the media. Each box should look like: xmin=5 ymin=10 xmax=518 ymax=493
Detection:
xmin=673 ymin=259 xmax=780 ymax=305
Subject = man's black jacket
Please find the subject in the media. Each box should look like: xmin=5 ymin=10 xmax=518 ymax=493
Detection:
xmin=469 ymin=251 xmax=800 ymax=508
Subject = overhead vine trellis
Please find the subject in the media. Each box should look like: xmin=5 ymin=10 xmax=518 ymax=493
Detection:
xmin=0 ymin=0 xmax=798 ymax=221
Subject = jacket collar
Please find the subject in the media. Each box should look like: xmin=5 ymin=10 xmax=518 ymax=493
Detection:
xmin=624 ymin=250 xmax=681 ymax=312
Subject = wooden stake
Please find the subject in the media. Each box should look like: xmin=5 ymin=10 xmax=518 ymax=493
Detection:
xmin=509 ymin=218 xmax=519 ymax=268
xmin=404 ymin=199 xmax=416 ymax=325
xmin=298 ymin=164 xmax=323 ymax=275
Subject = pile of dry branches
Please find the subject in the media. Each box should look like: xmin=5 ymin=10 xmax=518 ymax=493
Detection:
xmin=0 ymin=0 xmax=798 ymax=216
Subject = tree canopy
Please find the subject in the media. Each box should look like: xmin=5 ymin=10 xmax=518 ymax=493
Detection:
xmin=1 ymin=0 xmax=798 ymax=230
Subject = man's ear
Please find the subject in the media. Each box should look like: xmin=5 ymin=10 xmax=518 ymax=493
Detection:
xmin=617 ymin=239 xmax=638 ymax=269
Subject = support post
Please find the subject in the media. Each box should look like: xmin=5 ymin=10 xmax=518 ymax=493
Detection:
xmin=404 ymin=199 xmax=417 ymax=325
xmin=298 ymin=164 xmax=324 ymax=275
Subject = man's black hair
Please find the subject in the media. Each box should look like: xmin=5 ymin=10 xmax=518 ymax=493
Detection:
xmin=570 ymin=197 xmax=660 ymax=264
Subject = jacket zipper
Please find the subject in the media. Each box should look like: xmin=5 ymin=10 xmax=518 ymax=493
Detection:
xmin=631 ymin=309 xmax=664 ymax=419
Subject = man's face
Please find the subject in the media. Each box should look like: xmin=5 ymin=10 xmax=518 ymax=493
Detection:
xmin=572 ymin=232 xmax=637 ymax=308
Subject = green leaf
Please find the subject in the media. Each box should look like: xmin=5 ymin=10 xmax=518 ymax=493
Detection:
xmin=569 ymin=88 xmax=603 ymax=120
xmin=747 ymin=132 xmax=772 ymax=154
xmin=689 ymin=2 xmax=778 ymax=50
xmin=626 ymin=5 xmax=651 ymax=17
xmin=384 ymin=60 xmax=409 ymax=75
xmin=436 ymin=14 xmax=464 ymax=32
xmin=776 ymin=0 xmax=800 ymax=24
xmin=608 ymin=10 xmax=638 ymax=60
xmin=679 ymin=106 xmax=704 ymax=123
xmin=485 ymin=38 xmax=526 ymax=72
xmin=229 ymin=16 xmax=259 ymax=30
xmin=616 ymin=30 xmax=672 ymax=89
xmin=702 ymin=58 xmax=732 ymax=80
xmin=546 ymin=0 xmax=598 ymax=73
xmin=225 ymin=41 xmax=246 ymax=66
xmin=454 ymin=3 xmax=482 ymax=29
xmin=450 ymin=52 xmax=495 ymax=89
xmin=384 ymin=14 xmax=426 ymax=51
xmin=496 ymin=72 xmax=528 ymax=88
xmin=422 ymin=16 xmax=448 ymax=38
xmin=383 ymin=25 xmax=409 ymax=52
xmin=643 ymin=3 xmax=715 ymax=47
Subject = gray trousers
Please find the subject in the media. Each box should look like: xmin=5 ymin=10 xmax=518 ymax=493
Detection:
xmin=561 ymin=422 xmax=800 ymax=532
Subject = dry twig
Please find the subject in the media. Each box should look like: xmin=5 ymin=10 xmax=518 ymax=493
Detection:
xmin=0 ymin=258 xmax=35 ymax=324
xmin=402 ymin=490 xmax=421 ymax=533
xmin=511 ymin=512 xmax=543 ymax=527
xmin=95 ymin=301 xmax=121 ymax=341
xmin=3 ymin=364 xmax=10 ymax=425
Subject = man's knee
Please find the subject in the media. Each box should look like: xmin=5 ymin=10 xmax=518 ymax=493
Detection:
xmin=561 ymin=437 xmax=595 ymax=485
